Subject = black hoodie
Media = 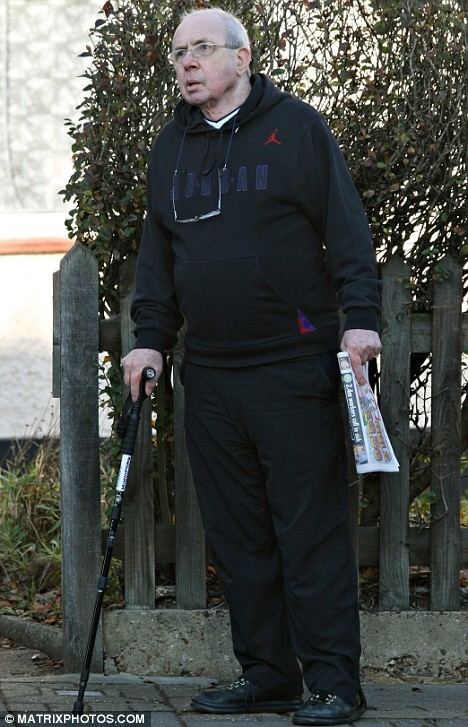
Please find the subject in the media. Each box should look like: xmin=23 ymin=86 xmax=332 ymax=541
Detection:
xmin=131 ymin=74 xmax=381 ymax=365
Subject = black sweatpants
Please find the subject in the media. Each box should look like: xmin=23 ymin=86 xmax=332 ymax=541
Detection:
xmin=183 ymin=353 xmax=361 ymax=703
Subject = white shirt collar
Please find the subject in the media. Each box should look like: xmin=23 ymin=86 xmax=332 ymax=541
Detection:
xmin=203 ymin=108 xmax=240 ymax=129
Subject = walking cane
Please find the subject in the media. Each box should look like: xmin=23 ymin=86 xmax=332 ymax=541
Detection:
xmin=72 ymin=366 xmax=156 ymax=715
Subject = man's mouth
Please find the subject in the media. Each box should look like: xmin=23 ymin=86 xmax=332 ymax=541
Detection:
xmin=186 ymin=79 xmax=202 ymax=90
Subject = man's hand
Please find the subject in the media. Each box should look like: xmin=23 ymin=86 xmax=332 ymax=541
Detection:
xmin=122 ymin=348 xmax=164 ymax=401
xmin=340 ymin=329 xmax=382 ymax=385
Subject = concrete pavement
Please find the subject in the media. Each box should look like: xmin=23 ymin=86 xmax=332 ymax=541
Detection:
xmin=0 ymin=673 xmax=467 ymax=726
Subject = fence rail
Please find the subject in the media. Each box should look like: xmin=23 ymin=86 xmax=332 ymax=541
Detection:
xmin=53 ymin=244 xmax=467 ymax=670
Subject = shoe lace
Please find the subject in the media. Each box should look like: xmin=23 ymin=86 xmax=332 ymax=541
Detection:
xmin=227 ymin=677 xmax=248 ymax=690
xmin=309 ymin=690 xmax=337 ymax=705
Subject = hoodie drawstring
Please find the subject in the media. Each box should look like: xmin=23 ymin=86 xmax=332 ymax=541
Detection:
xmin=175 ymin=110 xmax=239 ymax=179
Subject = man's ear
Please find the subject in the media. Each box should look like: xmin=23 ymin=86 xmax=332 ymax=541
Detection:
xmin=236 ymin=47 xmax=251 ymax=75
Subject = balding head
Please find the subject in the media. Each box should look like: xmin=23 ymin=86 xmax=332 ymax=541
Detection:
xmin=180 ymin=8 xmax=250 ymax=51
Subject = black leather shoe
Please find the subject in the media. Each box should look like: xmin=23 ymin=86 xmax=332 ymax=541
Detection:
xmin=191 ymin=676 xmax=303 ymax=714
xmin=293 ymin=688 xmax=367 ymax=725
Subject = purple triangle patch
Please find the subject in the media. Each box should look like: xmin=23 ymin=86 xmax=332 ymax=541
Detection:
xmin=297 ymin=309 xmax=316 ymax=335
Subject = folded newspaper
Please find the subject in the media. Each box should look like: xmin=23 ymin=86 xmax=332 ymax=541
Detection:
xmin=337 ymin=352 xmax=399 ymax=474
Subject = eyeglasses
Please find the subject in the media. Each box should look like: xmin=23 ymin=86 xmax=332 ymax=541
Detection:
xmin=172 ymin=167 xmax=224 ymax=223
xmin=169 ymin=42 xmax=240 ymax=65
xmin=172 ymin=110 xmax=239 ymax=223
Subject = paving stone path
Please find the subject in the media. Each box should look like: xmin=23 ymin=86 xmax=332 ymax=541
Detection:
xmin=0 ymin=674 xmax=466 ymax=727
xmin=0 ymin=645 xmax=466 ymax=726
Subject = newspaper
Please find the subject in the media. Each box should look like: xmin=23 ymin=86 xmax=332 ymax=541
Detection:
xmin=337 ymin=352 xmax=399 ymax=474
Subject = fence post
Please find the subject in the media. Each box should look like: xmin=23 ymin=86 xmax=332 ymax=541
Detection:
xmin=58 ymin=243 xmax=102 ymax=671
xmin=173 ymin=332 xmax=207 ymax=608
xmin=379 ymin=255 xmax=411 ymax=609
xmin=120 ymin=256 xmax=155 ymax=608
xmin=430 ymin=255 xmax=462 ymax=610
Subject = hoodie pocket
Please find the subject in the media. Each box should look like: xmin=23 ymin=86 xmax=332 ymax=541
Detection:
xmin=174 ymin=256 xmax=298 ymax=348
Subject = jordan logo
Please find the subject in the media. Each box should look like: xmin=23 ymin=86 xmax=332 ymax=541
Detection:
xmin=264 ymin=129 xmax=282 ymax=146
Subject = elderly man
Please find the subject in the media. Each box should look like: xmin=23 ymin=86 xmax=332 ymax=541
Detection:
xmin=123 ymin=8 xmax=381 ymax=726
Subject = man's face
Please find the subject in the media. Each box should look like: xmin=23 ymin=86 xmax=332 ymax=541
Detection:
xmin=171 ymin=13 xmax=241 ymax=110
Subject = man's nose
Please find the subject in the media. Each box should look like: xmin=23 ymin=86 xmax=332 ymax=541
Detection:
xmin=181 ymin=50 xmax=199 ymax=68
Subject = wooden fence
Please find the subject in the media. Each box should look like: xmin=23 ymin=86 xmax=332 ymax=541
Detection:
xmin=53 ymin=244 xmax=467 ymax=670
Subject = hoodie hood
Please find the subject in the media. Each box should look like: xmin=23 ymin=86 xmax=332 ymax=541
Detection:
xmin=173 ymin=73 xmax=290 ymax=134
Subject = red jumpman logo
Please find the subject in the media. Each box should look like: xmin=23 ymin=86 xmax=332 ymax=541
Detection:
xmin=264 ymin=129 xmax=282 ymax=145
